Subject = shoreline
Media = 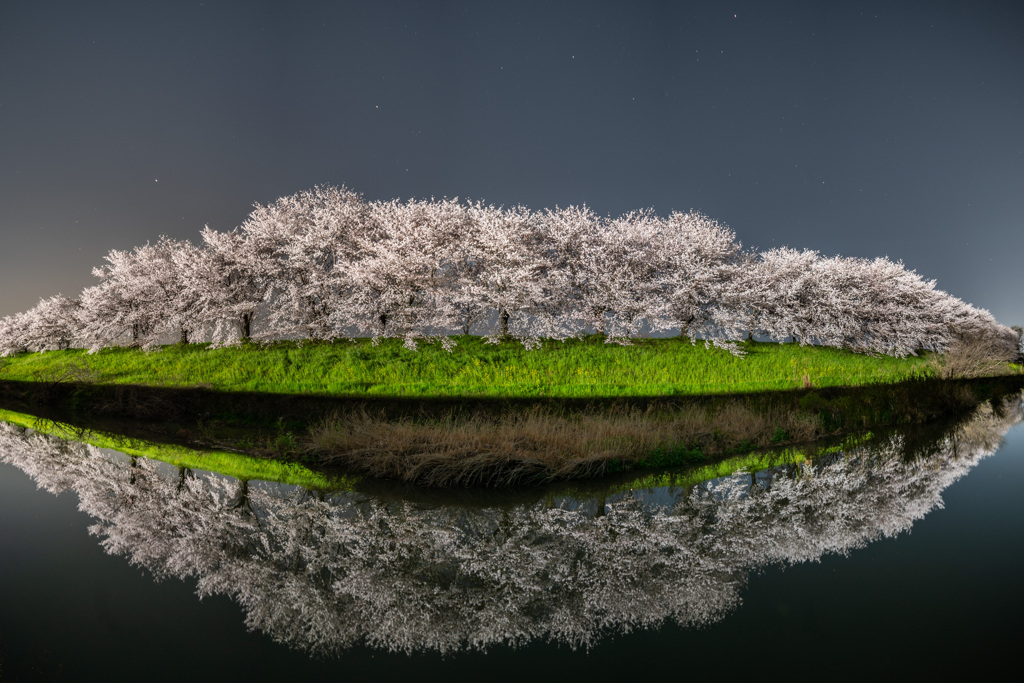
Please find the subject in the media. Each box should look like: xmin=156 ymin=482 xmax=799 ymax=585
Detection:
xmin=2 ymin=374 xmax=1022 ymax=487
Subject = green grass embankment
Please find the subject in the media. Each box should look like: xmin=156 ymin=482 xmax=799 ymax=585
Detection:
xmin=0 ymin=336 xmax=936 ymax=398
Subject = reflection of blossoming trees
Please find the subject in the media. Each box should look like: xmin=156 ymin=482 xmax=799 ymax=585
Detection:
xmin=1 ymin=395 xmax=1021 ymax=655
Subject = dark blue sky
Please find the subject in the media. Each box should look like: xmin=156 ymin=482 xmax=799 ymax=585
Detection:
xmin=2 ymin=0 xmax=1021 ymax=325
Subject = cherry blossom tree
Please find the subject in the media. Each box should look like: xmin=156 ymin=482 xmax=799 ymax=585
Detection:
xmin=133 ymin=236 xmax=204 ymax=347
xmin=0 ymin=309 xmax=33 ymax=356
xmin=536 ymin=204 xmax=609 ymax=337
xmin=736 ymin=249 xmax=1017 ymax=357
xmin=163 ymin=238 xmax=208 ymax=344
xmin=407 ymin=198 xmax=479 ymax=336
xmin=743 ymin=247 xmax=828 ymax=346
xmin=597 ymin=210 xmax=676 ymax=340
xmin=74 ymin=238 xmax=203 ymax=350
xmin=657 ymin=211 xmax=746 ymax=341
xmin=460 ymin=203 xmax=548 ymax=341
xmin=187 ymin=226 xmax=273 ymax=344
xmin=343 ymin=198 xmax=461 ymax=339
xmin=79 ymin=246 xmax=160 ymax=350
xmin=22 ymin=294 xmax=83 ymax=351
xmin=239 ymin=186 xmax=369 ymax=341
xmin=531 ymin=207 xmax=674 ymax=341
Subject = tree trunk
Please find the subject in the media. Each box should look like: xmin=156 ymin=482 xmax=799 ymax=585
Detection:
xmin=240 ymin=312 xmax=252 ymax=340
xmin=680 ymin=314 xmax=695 ymax=338
xmin=179 ymin=326 xmax=189 ymax=345
xmin=232 ymin=479 xmax=251 ymax=512
xmin=499 ymin=309 xmax=510 ymax=338
xmin=378 ymin=313 xmax=388 ymax=337
xmin=176 ymin=466 xmax=193 ymax=492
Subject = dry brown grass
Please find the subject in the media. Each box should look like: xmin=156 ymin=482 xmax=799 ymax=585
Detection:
xmin=931 ymin=330 xmax=1019 ymax=379
xmin=306 ymin=402 xmax=825 ymax=486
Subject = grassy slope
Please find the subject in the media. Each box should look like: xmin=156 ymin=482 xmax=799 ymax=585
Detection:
xmin=0 ymin=336 xmax=936 ymax=398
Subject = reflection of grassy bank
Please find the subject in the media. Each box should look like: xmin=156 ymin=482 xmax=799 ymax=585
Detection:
xmin=0 ymin=337 xmax=941 ymax=398
xmin=0 ymin=404 xmax=859 ymax=496
xmin=602 ymin=431 xmax=876 ymax=494
xmin=0 ymin=408 xmax=346 ymax=490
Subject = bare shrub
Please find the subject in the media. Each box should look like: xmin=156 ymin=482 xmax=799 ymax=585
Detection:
xmin=931 ymin=328 xmax=1019 ymax=379
xmin=34 ymin=358 xmax=99 ymax=385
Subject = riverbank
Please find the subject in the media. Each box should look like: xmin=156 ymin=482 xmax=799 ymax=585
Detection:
xmin=2 ymin=372 xmax=1021 ymax=486
xmin=0 ymin=337 xmax=938 ymax=398
xmin=2 ymin=336 xmax=1019 ymax=486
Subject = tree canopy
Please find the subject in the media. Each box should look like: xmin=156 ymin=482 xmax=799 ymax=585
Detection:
xmin=1 ymin=185 xmax=1016 ymax=359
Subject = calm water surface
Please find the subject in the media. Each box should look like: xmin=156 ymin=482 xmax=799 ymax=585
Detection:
xmin=1 ymin=396 xmax=1022 ymax=681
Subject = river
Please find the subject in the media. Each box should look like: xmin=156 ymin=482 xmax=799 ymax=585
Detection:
xmin=1 ymin=393 xmax=1022 ymax=680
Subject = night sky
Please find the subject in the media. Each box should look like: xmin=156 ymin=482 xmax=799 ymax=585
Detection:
xmin=2 ymin=0 xmax=1021 ymax=326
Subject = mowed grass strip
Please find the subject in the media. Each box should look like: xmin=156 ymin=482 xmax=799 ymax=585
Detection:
xmin=0 ymin=336 xmax=935 ymax=398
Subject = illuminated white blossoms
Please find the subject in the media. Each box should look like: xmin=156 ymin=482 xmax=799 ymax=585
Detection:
xmin=0 ymin=185 xmax=1016 ymax=357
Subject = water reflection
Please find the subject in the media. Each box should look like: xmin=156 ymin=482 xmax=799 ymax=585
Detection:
xmin=1 ymin=394 xmax=1021 ymax=655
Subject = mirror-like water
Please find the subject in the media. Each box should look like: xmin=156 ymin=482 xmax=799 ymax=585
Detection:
xmin=2 ymin=395 xmax=1022 ymax=680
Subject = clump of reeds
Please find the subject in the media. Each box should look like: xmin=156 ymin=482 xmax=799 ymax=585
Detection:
xmin=305 ymin=401 xmax=823 ymax=487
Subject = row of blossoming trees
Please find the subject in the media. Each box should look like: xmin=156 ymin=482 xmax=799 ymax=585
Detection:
xmin=0 ymin=185 xmax=1016 ymax=357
